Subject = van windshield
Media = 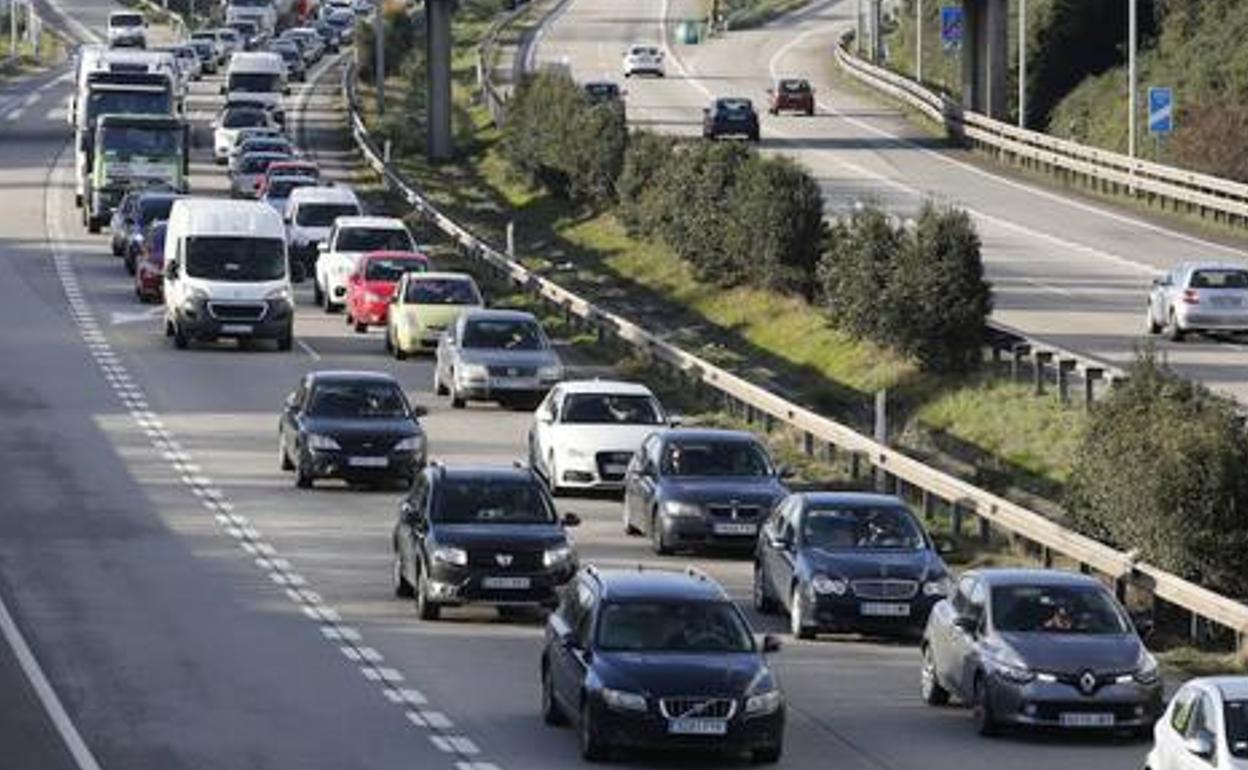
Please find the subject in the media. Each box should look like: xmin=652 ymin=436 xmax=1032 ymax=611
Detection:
xmin=111 ymin=14 xmax=143 ymax=27
xmin=185 ymin=236 xmax=285 ymax=281
xmin=86 ymin=90 xmax=171 ymax=123
xmin=228 ymin=72 xmax=281 ymax=93
xmin=99 ymin=126 xmax=181 ymax=159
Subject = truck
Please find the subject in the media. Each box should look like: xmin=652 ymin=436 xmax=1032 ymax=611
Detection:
xmin=84 ymin=114 xmax=189 ymax=233
xmin=226 ymin=0 xmax=278 ymax=35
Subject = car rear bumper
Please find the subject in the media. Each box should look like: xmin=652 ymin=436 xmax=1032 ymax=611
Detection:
xmin=1175 ymin=307 xmax=1248 ymax=332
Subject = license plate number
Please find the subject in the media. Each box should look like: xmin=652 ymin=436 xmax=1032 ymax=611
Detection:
xmin=667 ymin=718 xmax=727 ymax=736
xmin=859 ymin=602 xmax=911 ymax=617
xmin=713 ymin=522 xmax=758 ymax=536
xmin=220 ymin=324 xmax=253 ymax=334
xmin=347 ymin=456 xmax=388 ymax=468
xmin=1059 ymin=712 xmax=1115 ymax=727
xmin=1212 ymin=296 xmax=1243 ymax=307
xmin=603 ymin=464 xmax=627 ymax=475
xmin=482 ymin=576 xmax=530 ymax=590
xmin=492 ymin=377 xmax=538 ymax=390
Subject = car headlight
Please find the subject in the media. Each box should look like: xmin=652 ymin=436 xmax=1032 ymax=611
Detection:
xmin=601 ymin=687 xmax=647 ymax=712
xmin=923 ymin=577 xmax=952 ymax=597
xmin=995 ymin=663 xmax=1036 ymax=684
xmin=265 ymin=285 xmax=292 ymax=302
xmin=662 ymin=500 xmax=702 ymax=518
xmin=543 ymin=544 xmax=573 ymax=568
xmin=1131 ymin=651 xmax=1160 ymax=685
xmin=394 ymin=435 xmax=425 ymax=453
xmin=810 ymin=574 xmax=848 ymax=595
xmin=457 ymin=363 xmax=488 ymax=381
xmin=744 ymin=689 xmax=783 ymax=716
xmin=305 ymin=433 xmax=340 ymax=451
xmin=431 ymin=546 xmax=467 ymax=566
xmin=538 ymin=364 xmax=562 ymax=380
xmin=185 ymin=287 xmax=210 ymax=305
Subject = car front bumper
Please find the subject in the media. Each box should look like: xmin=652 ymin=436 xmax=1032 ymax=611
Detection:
xmin=454 ymin=377 xmax=559 ymax=404
xmin=589 ymin=699 xmax=783 ymax=755
xmin=425 ymin=561 xmax=575 ymax=607
xmin=174 ymin=299 xmax=293 ymax=341
xmin=658 ymin=515 xmax=763 ymax=550
xmin=302 ymin=447 xmax=423 ymax=482
xmin=985 ymin=675 xmax=1164 ymax=730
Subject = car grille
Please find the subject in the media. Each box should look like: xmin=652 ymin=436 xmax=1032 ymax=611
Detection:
xmin=1032 ymin=702 xmax=1145 ymax=721
xmin=335 ymin=436 xmax=396 ymax=454
xmin=1052 ymin=671 xmax=1130 ymax=695
xmin=595 ymin=451 xmax=633 ymax=482
xmin=706 ymin=504 xmax=762 ymax=520
xmin=466 ymin=549 xmax=543 ymax=571
xmin=486 ymin=365 xmax=536 ymax=378
xmin=851 ymin=579 xmax=918 ymax=600
xmin=207 ymin=301 xmax=267 ymax=322
xmin=659 ymin=697 xmax=737 ymax=720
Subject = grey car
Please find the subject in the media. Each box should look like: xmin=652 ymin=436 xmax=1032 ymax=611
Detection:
xmin=623 ymin=428 xmax=791 ymax=555
xmin=230 ymin=151 xmax=291 ymax=199
xmin=1147 ymin=262 xmax=1248 ymax=341
xmin=433 ymin=309 xmax=563 ymax=409
xmin=920 ymin=568 xmax=1163 ymax=737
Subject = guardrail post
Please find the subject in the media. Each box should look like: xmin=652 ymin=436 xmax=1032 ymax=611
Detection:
xmin=506 ymin=221 xmax=515 ymax=258
xmin=1084 ymin=367 xmax=1103 ymax=409
xmin=921 ymin=490 xmax=935 ymax=521
xmin=1033 ymin=351 xmax=1053 ymax=395
xmin=803 ymin=431 xmax=814 ymax=457
xmin=383 ymin=139 xmax=391 ymax=164
xmin=1057 ymin=358 xmax=1076 ymax=404
xmin=1010 ymin=343 xmax=1030 ymax=381
xmin=950 ymin=503 xmax=964 ymax=540
xmin=1040 ymin=545 xmax=1053 ymax=568
xmin=849 ymin=452 xmax=861 ymax=480
xmin=978 ymin=514 xmax=990 ymax=544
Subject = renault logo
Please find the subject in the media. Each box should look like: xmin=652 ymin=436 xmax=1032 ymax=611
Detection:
xmin=495 ymin=553 xmax=513 ymax=567
xmin=1078 ymin=670 xmax=1098 ymax=695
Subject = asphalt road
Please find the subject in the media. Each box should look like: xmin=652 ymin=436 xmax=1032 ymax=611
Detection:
xmin=532 ymin=0 xmax=1248 ymax=403
xmin=0 ymin=2 xmax=1156 ymax=770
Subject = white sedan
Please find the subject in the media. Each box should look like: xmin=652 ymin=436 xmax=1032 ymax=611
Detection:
xmin=621 ymin=44 xmax=664 ymax=78
xmin=1145 ymin=676 xmax=1248 ymax=770
xmin=528 ymin=380 xmax=671 ymax=494
xmin=314 ymin=216 xmax=417 ymax=311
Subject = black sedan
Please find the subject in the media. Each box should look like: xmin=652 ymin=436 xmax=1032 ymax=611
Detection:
xmin=542 ymin=567 xmax=785 ymax=763
xmin=754 ymin=492 xmax=951 ymax=639
xmin=278 ymin=371 xmax=427 ymax=488
xmin=623 ymin=428 xmax=790 ymax=555
xmin=702 ymin=97 xmax=760 ymax=141
xmin=921 ymin=568 xmax=1164 ymax=736
xmin=391 ymin=464 xmax=580 ymax=619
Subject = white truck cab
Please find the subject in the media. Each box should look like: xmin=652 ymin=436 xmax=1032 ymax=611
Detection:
xmin=222 ymin=51 xmax=288 ymax=124
xmin=163 ymin=199 xmax=294 ymax=350
xmin=314 ymin=215 xmax=415 ymax=312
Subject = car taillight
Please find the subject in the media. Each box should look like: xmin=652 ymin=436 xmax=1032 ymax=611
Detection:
xmin=1182 ymin=289 xmax=1200 ymax=305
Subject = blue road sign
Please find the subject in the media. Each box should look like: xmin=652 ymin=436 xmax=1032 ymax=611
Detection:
xmin=941 ymin=7 xmax=964 ymax=51
xmin=1148 ymin=87 xmax=1174 ymax=135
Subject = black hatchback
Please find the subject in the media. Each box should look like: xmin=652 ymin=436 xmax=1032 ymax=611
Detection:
xmin=541 ymin=567 xmax=785 ymax=763
xmin=392 ymin=464 xmax=580 ymax=619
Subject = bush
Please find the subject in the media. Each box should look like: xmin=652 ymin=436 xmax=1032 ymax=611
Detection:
xmin=617 ymin=131 xmax=677 ymax=232
xmin=818 ymin=204 xmax=906 ymax=340
xmin=356 ymin=0 xmax=420 ymax=82
xmin=1067 ymin=351 xmax=1248 ymax=598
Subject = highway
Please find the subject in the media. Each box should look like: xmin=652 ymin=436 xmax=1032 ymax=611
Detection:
xmin=0 ymin=0 xmax=1180 ymax=768
xmin=533 ymin=0 xmax=1248 ymax=402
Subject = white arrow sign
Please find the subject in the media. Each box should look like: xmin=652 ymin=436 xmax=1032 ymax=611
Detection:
xmin=110 ymin=307 xmax=164 ymax=325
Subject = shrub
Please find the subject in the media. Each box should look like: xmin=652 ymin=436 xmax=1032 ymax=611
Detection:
xmin=817 ymin=204 xmax=905 ymax=340
xmin=356 ymin=0 xmax=419 ymax=82
xmin=617 ymin=131 xmax=676 ymax=232
xmin=1067 ymin=351 xmax=1248 ymax=598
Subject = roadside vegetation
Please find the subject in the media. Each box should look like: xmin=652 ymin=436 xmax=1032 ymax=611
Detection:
xmin=0 ymin=9 xmax=63 ymax=74
xmin=712 ymin=0 xmax=813 ymax=30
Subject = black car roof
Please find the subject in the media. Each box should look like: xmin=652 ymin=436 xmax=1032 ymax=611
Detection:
xmin=589 ymin=567 xmax=730 ymax=603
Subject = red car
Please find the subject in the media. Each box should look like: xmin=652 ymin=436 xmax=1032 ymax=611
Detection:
xmin=767 ymin=78 xmax=814 ymax=116
xmin=257 ymin=160 xmax=321 ymax=197
xmin=345 ymin=250 xmax=431 ymax=333
xmin=134 ymin=220 xmax=168 ymax=303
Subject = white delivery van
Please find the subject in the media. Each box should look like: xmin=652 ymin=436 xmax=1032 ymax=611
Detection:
xmin=222 ymin=51 xmax=288 ymax=125
xmin=283 ymin=184 xmax=362 ymax=279
xmin=163 ymin=199 xmax=294 ymax=350
xmin=107 ymin=10 xmax=147 ymax=48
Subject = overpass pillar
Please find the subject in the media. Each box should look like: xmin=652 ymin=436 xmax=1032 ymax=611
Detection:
xmin=961 ymin=0 xmax=1008 ymax=120
xmin=426 ymin=0 xmax=454 ymax=162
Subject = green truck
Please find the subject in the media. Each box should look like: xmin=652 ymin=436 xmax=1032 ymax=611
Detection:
xmin=85 ymin=113 xmax=189 ymax=233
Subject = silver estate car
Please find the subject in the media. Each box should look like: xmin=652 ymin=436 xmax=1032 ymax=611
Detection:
xmin=920 ymin=569 xmax=1163 ymax=737
xmin=434 ymin=309 xmax=563 ymax=410
xmin=1148 ymin=262 xmax=1248 ymax=341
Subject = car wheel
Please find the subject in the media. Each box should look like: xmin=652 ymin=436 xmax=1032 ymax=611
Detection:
xmin=277 ymin=327 xmax=293 ymax=352
xmin=751 ymin=744 xmax=782 ymax=764
xmin=111 ymin=239 xmax=122 ymax=257
xmin=579 ymin=700 xmax=607 ymax=762
xmin=789 ymin=585 xmax=814 ymax=640
xmin=392 ymin=548 xmax=414 ymax=598
xmin=919 ymin=645 xmax=950 ymax=706
xmin=650 ymin=511 xmax=671 ymax=555
xmin=295 ymin=453 xmax=314 ymax=488
xmin=1146 ymin=306 xmax=1161 ymax=335
xmin=972 ymin=674 xmax=1000 ymax=736
xmin=806 ymin=106 xmax=814 ymax=116
xmin=541 ymin=663 xmax=567 ymax=726
xmin=750 ymin=130 xmax=760 ymax=142
xmin=279 ymin=433 xmax=293 ymax=471
xmin=415 ymin=559 xmax=440 ymax=620
xmin=172 ymin=320 xmax=189 ymax=350
xmin=753 ymin=563 xmax=778 ymax=614
xmin=313 ymin=280 xmax=324 ymax=306
xmin=623 ymin=505 xmax=640 ymax=536
xmin=546 ymin=453 xmax=562 ymax=497
xmin=433 ymin=367 xmax=446 ymax=393
xmin=384 ymin=326 xmax=394 ymax=353
xmin=354 ymin=321 xmax=368 ymax=334
xmin=1167 ymin=310 xmax=1186 ymax=342
xmin=449 ymin=383 xmax=465 ymax=409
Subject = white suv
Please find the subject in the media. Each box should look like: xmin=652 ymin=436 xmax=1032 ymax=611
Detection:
xmin=622 ymin=44 xmax=664 ymax=78
xmin=284 ymin=185 xmax=362 ymax=282
xmin=314 ymin=216 xmax=416 ymax=311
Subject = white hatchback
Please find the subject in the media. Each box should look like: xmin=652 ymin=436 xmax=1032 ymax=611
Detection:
xmin=1145 ymin=676 xmax=1248 ymax=770
xmin=621 ymin=44 xmax=665 ymax=78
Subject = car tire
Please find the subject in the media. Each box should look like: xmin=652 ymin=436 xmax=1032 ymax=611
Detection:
xmin=972 ymin=674 xmax=1000 ymax=737
xmin=124 ymin=250 xmax=137 ymax=275
xmin=579 ymin=701 xmax=608 ymax=762
xmin=623 ymin=507 xmax=641 ymax=536
xmin=1167 ymin=310 xmax=1186 ymax=342
xmin=354 ymin=321 xmax=368 ymax=334
xmin=415 ymin=560 xmax=440 ymax=620
xmin=750 ymin=130 xmax=760 ymax=142
xmin=277 ymin=327 xmax=293 ymax=352
xmin=87 ymin=217 xmax=101 ymax=234
xmin=1146 ymin=306 xmax=1161 ymax=335
xmin=384 ymin=327 xmax=394 ymax=353
xmin=650 ymin=511 xmax=671 ymax=556
xmin=753 ymin=563 xmax=778 ymax=614
xmin=806 ymin=106 xmax=814 ymax=116
xmin=279 ymin=434 xmax=294 ymax=470
xmin=789 ymin=585 xmax=814 ymax=640
xmin=433 ymin=368 xmax=446 ymax=394
xmin=450 ymin=384 xmax=465 ymax=410
xmin=920 ymin=645 xmax=950 ymax=706
xmin=111 ymin=239 xmax=122 ymax=257
xmin=392 ymin=549 xmax=414 ymax=598
xmin=546 ymin=454 xmax=562 ymax=497
xmin=295 ymin=454 xmax=314 ymax=488
xmin=541 ymin=663 xmax=567 ymax=726
xmin=313 ymin=280 xmax=324 ymax=307
xmin=751 ymin=744 xmax=782 ymax=764
xmin=172 ymin=320 xmax=189 ymax=350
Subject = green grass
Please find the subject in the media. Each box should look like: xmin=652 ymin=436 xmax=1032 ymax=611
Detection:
xmin=1158 ymin=647 xmax=1248 ymax=680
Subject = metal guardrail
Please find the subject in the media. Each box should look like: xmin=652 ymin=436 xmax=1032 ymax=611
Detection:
xmin=833 ymin=43 xmax=1248 ymax=225
xmin=339 ymin=61 xmax=1248 ymax=646
xmin=476 ymin=0 xmax=532 ymax=127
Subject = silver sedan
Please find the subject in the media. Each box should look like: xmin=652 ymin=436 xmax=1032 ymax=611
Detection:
xmin=434 ymin=309 xmax=564 ymax=410
xmin=1148 ymin=262 xmax=1248 ymax=341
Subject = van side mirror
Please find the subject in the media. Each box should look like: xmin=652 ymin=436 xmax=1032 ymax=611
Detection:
xmin=561 ymin=512 xmax=581 ymax=527
xmin=410 ymin=405 xmax=428 ymax=418
xmin=219 ymin=84 xmax=227 ymax=95
xmin=317 ymin=242 xmax=328 ymax=253
xmin=284 ymin=85 xmax=292 ymax=95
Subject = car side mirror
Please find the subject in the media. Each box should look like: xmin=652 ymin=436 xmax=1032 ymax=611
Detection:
xmin=388 ymin=294 xmax=399 ymax=304
xmin=935 ymin=538 xmax=955 ymax=555
xmin=777 ymin=465 xmax=795 ymax=480
xmin=667 ymin=414 xmax=684 ymax=427
xmin=219 ymin=84 xmax=227 ymax=95
xmin=1130 ymin=610 xmax=1155 ymax=639
xmin=410 ymin=405 xmax=428 ymax=418
xmin=766 ymin=88 xmax=774 ymax=94
xmin=166 ymin=259 xmax=180 ymax=279
xmin=284 ymin=85 xmax=292 ymax=95
xmin=761 ymin=634 xmax=781 ymax=653
xmin=953 ymin=615 xmax=979 ymax=634
xmin=1185 ymin=730 xmax=1215 ymax=760
xmin=284 ymin=392 xmax=299 ymax=410
xmin=561 ymin=512 xmax=581 ymax=527
xmin=766 ymin=532 xmax=791 ymax=550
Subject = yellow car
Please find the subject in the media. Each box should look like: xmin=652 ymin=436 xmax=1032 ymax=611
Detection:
xmin=386 ymin=271 xmax=485 ymax=359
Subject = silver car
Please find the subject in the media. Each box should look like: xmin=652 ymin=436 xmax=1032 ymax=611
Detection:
xmin=230 ymin=151 xmax=290 ymax=198
xmin=434 ymin=309 xmax=564 ymax=410
xmin=1148 ymin=262 xmax=1248 ymax=341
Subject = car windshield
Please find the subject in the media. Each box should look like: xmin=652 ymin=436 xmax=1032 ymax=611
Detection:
xmin=184 ymin=236 xmax=285 ymax=281
xmin=87 ymin=90 xmax=171 ymax=122
xmin=295 ymin=202 xmax=359 ymax=227
xmin=268 ymin=178 xmax=315 ymax=199
xmin=364 ymin=257 xmax=426 ymax=281
xmin=191 ymin=41 xmax=213 ymax=55
xmin=277 ymin=48 xmax=299 ymax=63
xmin=1190 ymin=269 xmax=1248 ymax=289
xmin=1226 ymin=699 xmax=1248 ymax=759
xmin=240 ymin=154 xmax=283 ymax=173
xmin=404 ymin=278 xmax=480 ymax=304
xmin=228 ymin=72 xmax=281 ymax=93
xmin=802 ymin=506 xmax=925 ymax=551
xmin=460 ymin=319 xmax=544 ymax=350
xmin=231 ymin=0 xmax=269 ymax=6
xmin=991 ymin=584 xmax=1131 ymax=635
xmin=222 ymin=109 xmax=268 ymax=128
xmin=219 ymin=30 xmax=240 ymax=42
xmin=99 ymin=126 xmax=181 ymax=159
xmin=597 ymin=601 xmax=755 ymax=653
xmin=779 ymin=79 xmax=809 ymax=93
xmin=306 ymin=381 xmax=409 ymax=419
xmin=137 ymin=197 xmax=177 ymax=223
xmin=111 ymin=14 xmax=143 ymax=27
xmin=585 ymin=83 xmax=618 ymax=101
xmin=660 ymin=440 xmax=771 ymax=477
xmin=560 ymin=393 xmax=662 ymax=425
xmin=336 ymin=227 xmax=413 ymax=252
xmin=432 ymin=479 xmax=555 ymax=524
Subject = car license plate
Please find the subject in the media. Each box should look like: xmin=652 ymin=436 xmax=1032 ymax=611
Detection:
xmin=667 ymin=718 xmax=728 ymax=736
xmin=347 ymin=456 xmax=388 ymax=468
xmin=1059 ymin=712 xmax=1115 ymax=728
xmin=220 ymin=324 xmax=253 ymax=334
xmin=713 ymin=522 xmax=758 ymax=536
xmin=1212 ymin=296 xmax=1243 ymax=307
xmin=603 ymin=463 xmax=627 ymax=476
xmin=859 ymin=602 xmax=911 ymax=617
xmin=491 ymin=377 xmax=538 ymax=390
xmin=482 ymin=576 xmax=530 ymax=590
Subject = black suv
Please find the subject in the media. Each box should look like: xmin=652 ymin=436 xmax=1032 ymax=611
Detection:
xmin=702 ymin=97 xmax=761 ymax=141
xmin=392 ymin=464 xmax=580 ymax=620
xmin=541 ymin=566 xmax=785 ymax=763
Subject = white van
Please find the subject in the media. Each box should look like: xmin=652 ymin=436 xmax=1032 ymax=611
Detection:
xmin=107 ymin=10 xmax=147 ymax=49
xmin=223 ymin=51 xmax=288 ymax=125
xmin=68 ymin=44 xmax=108 ymax=126
xmin=283 ymin=184 xmax=362 ymax=278
xmin=163 ymin=199 xmax=294 ymax=350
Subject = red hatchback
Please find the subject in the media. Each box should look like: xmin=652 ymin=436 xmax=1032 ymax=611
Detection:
xmin=768 ymin=78 xmax=814 ymax=116
xmin=134 ymin=220 xmax=168 ymax=303
xmin=345 ymin=251 xmax=431 ymax=333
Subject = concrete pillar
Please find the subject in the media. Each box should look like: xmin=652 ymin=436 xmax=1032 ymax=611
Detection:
xmin=961 ymin=0 xmax=1008 ymax=119
xmin=426 ymin=0 xmax=454 ymax=162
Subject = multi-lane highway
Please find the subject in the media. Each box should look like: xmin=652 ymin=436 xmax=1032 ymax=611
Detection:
xmin=0 ymin=0 xmax=1202 ymax=768
xmin=534 ymin=0 xmax=1248 ymax=402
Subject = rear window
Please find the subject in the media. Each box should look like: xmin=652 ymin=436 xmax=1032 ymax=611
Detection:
xmin=268 ymin=177 xmax=316 ymax=198
xmin=403 ymin=277 xmax=481 ymax=305
xmin=111 ymin=13 xmax=143 ymax=27
xmin=364 ymin=257 xmax=427 ymax=281
xmin=335 ymin=226 xmax=414 ymax=252
xmin=461 ymin=319 xmax=544 ymax=350
xmin=295 ymin=202 xmax=359 ymax=227
xmin=1190 ymin=269 xmax=1248 ymax=289
xmin=240 ymin=154 xmax=281 ymax=173
xmin=780 ymin=79 xmax=810 ymax=94
xmin=222 ymin=109 xmax=269 ymax=128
